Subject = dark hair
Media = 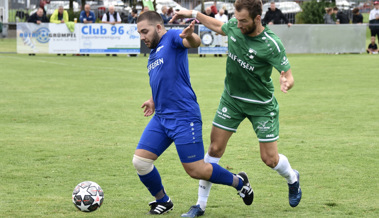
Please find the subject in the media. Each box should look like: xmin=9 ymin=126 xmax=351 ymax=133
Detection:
xmin=333 ymin=7 xmax=339 ymax=11
xmin=137 ymin=11 xmax=163 ymax=25
xmin=132 ymin=8 xmax=138 ymax=14
xmin=234 ymin=0 xmax=262 ymax=20
xmin=167 ymin=7 xmax=173 ymax=14
xmin=352 ymin=8 xmax=359 ymax=14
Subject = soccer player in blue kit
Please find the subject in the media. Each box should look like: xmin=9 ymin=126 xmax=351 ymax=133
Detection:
xmin=132 ymin=11 xmax=254 ymax=215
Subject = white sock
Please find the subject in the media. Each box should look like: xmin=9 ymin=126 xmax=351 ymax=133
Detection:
xmin=273 ymin=154 xmax=297 ymax=184
xmin=196 ymin=153 xmax=220 ymax=211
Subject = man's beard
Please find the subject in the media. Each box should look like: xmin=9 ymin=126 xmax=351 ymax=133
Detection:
xmin=241 ymin=22 xmax=257 ymax=35
xmin=149 ymin=30 xmax=160 ymax=49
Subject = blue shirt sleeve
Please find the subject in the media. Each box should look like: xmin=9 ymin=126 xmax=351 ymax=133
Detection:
xmin=171 ymin=29 xmax=186 ymax=50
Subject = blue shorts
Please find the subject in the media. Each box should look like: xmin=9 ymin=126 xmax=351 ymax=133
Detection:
xmin=136 ymin=115 xmax=205 ymax=163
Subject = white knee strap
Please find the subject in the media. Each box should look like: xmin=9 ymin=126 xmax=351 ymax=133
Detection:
xmin=132 ymin=154 xmax=154 ymax=176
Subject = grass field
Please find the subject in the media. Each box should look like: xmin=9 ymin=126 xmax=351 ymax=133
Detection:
xmin=0 ymin=53 xmax=378 ymax=217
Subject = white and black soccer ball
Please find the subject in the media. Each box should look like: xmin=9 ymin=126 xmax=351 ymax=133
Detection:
xmin=72 ymin=181 xmax=104 ymax=212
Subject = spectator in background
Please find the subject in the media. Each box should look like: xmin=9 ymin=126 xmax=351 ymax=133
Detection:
xmin=27 ymin=7 xmax=49 ymax=24
xmin=50 ymin=5 xmax=69 ymax=24
xmin=50 ymin=5 xmax=69 ymax=57
xmin=140 ymin=6 xmax=150 ymax=15
xmin=222 ymin=5 xmax=229 ymax=18
xmin=215 ymin=8 xmax=228 ymax=23
xmin=27 ymin=7 xmax=48 ymax=56
xmin=333 ymin=7 xmax=350 ymax=24
xmin=103 ymin=6 xmax=121 ymax=56
xmin=211 ymin=1 xmax=218 ymax=15
xmin=323 ymin=7 xmax=335 ymax=24
xmin=200 ymin=7 xmax=216 ymax=57
xmin=352 ymin=8 xmax=363 ymax=24
xmin=160 ymin=6 xmax=171 ymax=24
xmin=167 ymin=7 xmax=175 ymax=17
xmin=80 ymin=4 xmax=96 ymax=23
xmin=204 ymin=7 xmax=215 ymax=18
xmin=214 ymin=8 xmax=228 ymax=57
xmin=128 ymin=8 xmax=138 ymax=24
xmin=367 ymin=36 xmax=378 ymax=54
xmin=263 ymin=2 xmax=292 ymax=27
xmin=369 ymin=1 xmax=379 ymax=42
xmin=102 ymin=5 xmax=122 ymax=24
xmin=39 ymin=0 xmax=47 ymax=14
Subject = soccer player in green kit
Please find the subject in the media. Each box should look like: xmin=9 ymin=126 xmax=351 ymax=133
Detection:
xmin=171 ymin=0 xmax=302 ymax=217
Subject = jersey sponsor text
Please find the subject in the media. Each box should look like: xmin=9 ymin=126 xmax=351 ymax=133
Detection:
xmin=228 ymin=52 xmax=255 ymax=72
xmin=148 ymin=58 xmax=164 ymax=73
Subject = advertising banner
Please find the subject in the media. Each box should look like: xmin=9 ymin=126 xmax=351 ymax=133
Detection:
xmin=17 ymin=23 xmax=51 ymax=54
xmin=17 ymin=23 xmax=140 ymax=54
xmin=198 ymin=25 xmax=228 ymax=54
xmin=48 ymin=24 xmax=79 ymax=53
xmin=78 ymin=24 xmax=140 ymax=54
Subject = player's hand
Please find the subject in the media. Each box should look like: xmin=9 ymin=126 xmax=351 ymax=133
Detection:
xmin=141 ymin=98 xmax=155 ymax=117
xmin=169 ymin=10 xmax=192 ymax=23
xmin=280 ymin=71 xmax=289 ymax=93
xmin=179 ymin=20 xmax=195 ymax=38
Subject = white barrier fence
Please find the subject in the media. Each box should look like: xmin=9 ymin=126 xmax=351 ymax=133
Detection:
xmin=268 ymin=24 xmax=367 ymax=54
xmin=16 ymin=23 xmax=367 ymax=54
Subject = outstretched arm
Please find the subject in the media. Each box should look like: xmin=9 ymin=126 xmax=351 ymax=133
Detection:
xmin=170 ymin=10 xmax=226 ymax=35
xmin=280 ymin=69 xmax=294 ymax=93
xmin=181 ymin=20 xmax=201 ymax=48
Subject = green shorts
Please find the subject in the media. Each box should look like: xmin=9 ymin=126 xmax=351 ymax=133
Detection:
xmin=212 ymin=91 xmax=280 ymax=142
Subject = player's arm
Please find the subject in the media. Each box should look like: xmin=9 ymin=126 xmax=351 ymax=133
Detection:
xmin=170 ymin=10 xmax=226 ymax=36
xmin=280 ymin=69 xmax=294 ymax=93
xmin=141 ymin=96 xmax=155 ymax=117
xmin=180 ymin=20 xmax=201 ymax=48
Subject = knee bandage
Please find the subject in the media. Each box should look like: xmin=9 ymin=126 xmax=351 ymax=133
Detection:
xmin=132 ymin=154 xmax=154 ymax=176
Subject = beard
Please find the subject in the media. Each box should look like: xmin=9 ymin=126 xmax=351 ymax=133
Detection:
xmin=240 ymin=22 xmax=257 ymax=35
xmin=148 ymin=30 xmax=160 ymax=49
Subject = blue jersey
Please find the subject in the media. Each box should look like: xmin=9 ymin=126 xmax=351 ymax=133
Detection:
xmin=147 ymin=29 xmax=201 ymax=119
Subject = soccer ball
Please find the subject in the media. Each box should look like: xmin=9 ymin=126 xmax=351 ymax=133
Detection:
xmin=72 ymin=181 xmax=104 ymax=212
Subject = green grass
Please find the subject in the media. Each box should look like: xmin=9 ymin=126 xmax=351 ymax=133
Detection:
xmin=0 ymin=38 xmax=17 ymax=53
xmin=0 ymin=53 xmax=379 ymax=217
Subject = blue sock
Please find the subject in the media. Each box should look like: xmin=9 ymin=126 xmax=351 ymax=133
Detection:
xmin=138 ymin=166 xmax=165 ymax=197
xmin=156 ymin=194 xmax=169 ymax=203
xmin=236 ymin=177 xmax=243 ymax=191
xmin=209 ymin=163 xmax=233 ymax=186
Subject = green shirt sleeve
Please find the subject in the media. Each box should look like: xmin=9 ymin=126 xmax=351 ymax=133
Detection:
xmin=221 ymin=18 xmax=236 ymax=35
xmin=266 ymin=39 xmax=291 ymax=74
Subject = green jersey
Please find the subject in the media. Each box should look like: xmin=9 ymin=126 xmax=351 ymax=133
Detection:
xmin=221 ymin=18 xmax=291 ymax=104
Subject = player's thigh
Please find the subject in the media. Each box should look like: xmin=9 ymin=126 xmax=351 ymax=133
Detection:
xmin=136 ymin=116 xmax=173 ymax=158
xmin=212 ymin=93 xmax=245 ymax=133
xmin=246 ymin=98 xmax=279 ymax=143
xmin=171 ymin=119 xmax=205 ymax=163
